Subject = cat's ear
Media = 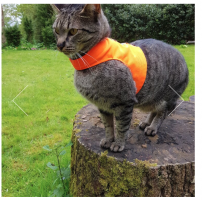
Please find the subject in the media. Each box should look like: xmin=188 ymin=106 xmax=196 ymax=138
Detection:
xmin=51 ymin=4 xmax=66 ymax=13
xmin=79 ymin=4 xmax=101 ymax=19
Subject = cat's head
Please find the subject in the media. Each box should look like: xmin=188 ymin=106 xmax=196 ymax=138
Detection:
xmin=52 ymin=4 xmax=110 ymax=59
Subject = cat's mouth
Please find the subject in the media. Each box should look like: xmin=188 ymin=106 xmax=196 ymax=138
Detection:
xmin=59 ymin=47 xmax=76 ymax=55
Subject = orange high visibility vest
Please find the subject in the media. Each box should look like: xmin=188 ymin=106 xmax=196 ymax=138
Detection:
xmin=69 ymin=38 xmax=147 ymax=94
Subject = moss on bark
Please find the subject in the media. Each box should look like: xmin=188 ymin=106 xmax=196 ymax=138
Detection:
xmin=69 ymin=106 xmax=195 ymax=197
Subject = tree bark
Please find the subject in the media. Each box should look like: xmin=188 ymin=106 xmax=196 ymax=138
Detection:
xmin=70 ymin=100 xmax=195 ymax=197
xmin=1 ymin=6 xmax=6 ymax=45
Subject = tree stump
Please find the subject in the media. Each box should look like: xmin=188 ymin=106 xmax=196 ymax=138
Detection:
xmin=189 ymin=95 xmax=195 ymax=103
xmin=70 ymin=100 xmax=195 ymax=197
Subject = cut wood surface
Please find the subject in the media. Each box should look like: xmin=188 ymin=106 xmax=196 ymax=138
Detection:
xmin=70 ymin=100 xmax=195 ymax=197
xmin=189 ymin=95 xmax=195 ymax=103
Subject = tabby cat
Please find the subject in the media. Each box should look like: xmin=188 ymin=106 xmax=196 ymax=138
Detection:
xmin=52 ymin=4 xmax=188 ymax=152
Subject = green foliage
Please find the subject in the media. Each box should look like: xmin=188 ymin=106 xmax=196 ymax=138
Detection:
xmin=43 ymin=141 xmax=73 ymax=197
xmin=4 ymin=25 xmax=21 ymax=47
xmin=4 ymin=4 xmax=194 ymax=48
xmin=4 ymin=46 xmax=17 ymax=50
xmin=23 ymin=16 xmax=33 ymax=42
xmin=2 ymin=37 xmax=55 ymax=51
xmin=17 ymin=4 xmax=35 ymax=20
xmin=17 ymin=4 xmax=56 ymax=46
xmin=18 ymin=38 xmax=45 ymax=50
xmin=32 ymin=4 xmax=55 ymax=44
xmin=180 ymin=44 xmax=188 ymax=48
xmin=102 ymin=4 xmax=195 ymax=44
xmin=42 ymin=19 xmax=56 ymax=48
xmin=16 ymin=4 xmax=36 ymax=39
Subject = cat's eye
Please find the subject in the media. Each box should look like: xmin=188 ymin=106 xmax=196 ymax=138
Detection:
xmin=69 ymin=28 xmax=78 ymax=36
xmin=55 ymin=28 xmax=59 ymax=35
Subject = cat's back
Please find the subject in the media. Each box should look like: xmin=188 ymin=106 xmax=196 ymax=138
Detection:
xmin=131 ymin=38 xmax=188 ymax=106
xmin=131 ymin=38 xmax=186 ymax=67
xmin=131 ymin=38 xmax=177 ymax=51
xmin=131 ymin=38 xmax=188 ymax=82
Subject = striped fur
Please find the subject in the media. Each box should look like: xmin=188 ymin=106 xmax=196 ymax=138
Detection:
xmin=53 ymin=4 xmax=189 ymax=152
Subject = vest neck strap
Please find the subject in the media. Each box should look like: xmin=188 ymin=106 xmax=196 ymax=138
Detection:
xmin=69 ymin=37 xmax=110 ymax=70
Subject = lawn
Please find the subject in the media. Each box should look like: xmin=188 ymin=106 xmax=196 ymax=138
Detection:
xmin=174 ymin=45 xmax=195 ymax=100
xmin=2 ymin=49 xmax=88 ymax=197
xmin=1 ymin=45 xmax=195 ymax=197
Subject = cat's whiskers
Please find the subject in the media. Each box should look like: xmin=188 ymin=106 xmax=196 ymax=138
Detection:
xmin=79 ymin=51 xmax=99 ymax=75
xmin=76 ymin=53 xmax=98 ymax=76
xmin=76 ymin=53 xmax=88 ymax=66
xmin=54 ymin=50 xmax=59 ymax=59
xmin=72 ymin=54 xmax=82 ymax=70
xmin=76 ymin=53 xmax=91 ymax=68
xmin=79 ymin=50 xmax=99 ymax=63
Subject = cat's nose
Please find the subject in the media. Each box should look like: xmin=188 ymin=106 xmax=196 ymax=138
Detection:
xmin=57 ymin=41 xmax=65 ymax=50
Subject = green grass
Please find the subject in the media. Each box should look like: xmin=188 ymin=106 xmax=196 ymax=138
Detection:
xmin=174 ymin=44 xmax=195 ymax=100
xmin=2 ymin=45 xmax=195 ymax=197
xmin=2 ymin=50 xmax=87 ymax=197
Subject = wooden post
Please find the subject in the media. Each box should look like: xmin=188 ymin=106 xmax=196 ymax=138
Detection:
xmin=70 ymin=100 xmax=195 ymax=197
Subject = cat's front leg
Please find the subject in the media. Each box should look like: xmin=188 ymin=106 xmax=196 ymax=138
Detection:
xmin=111 ymin=102 xmax=134 ymax=152
xmin=99 ymin=109 xmax=114 ymax=149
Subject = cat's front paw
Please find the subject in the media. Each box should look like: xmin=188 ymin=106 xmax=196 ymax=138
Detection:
xmin=110 ymin=141 xmax=125 ymax=152
xmin=144 ymin=126 xmax=158 ymax=136
xmin=100 ymin=138 xmax=113 ymax=149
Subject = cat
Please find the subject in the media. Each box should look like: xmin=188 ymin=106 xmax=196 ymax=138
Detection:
xmin=52 ymin=4 xmax=189 ymax=152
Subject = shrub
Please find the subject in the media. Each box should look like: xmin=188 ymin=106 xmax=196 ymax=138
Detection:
xmin=33 ymin=4 xmax=55 ymax=44
xmin=42 ymin=20 xmax=55 ymax=47
xmin=4 ymin=25 xmax=21 ymax=47
xmin=23 ymin=16 xmax=33 ymax=42
xmin=102 ymin=4 xmax=195 ymax=44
